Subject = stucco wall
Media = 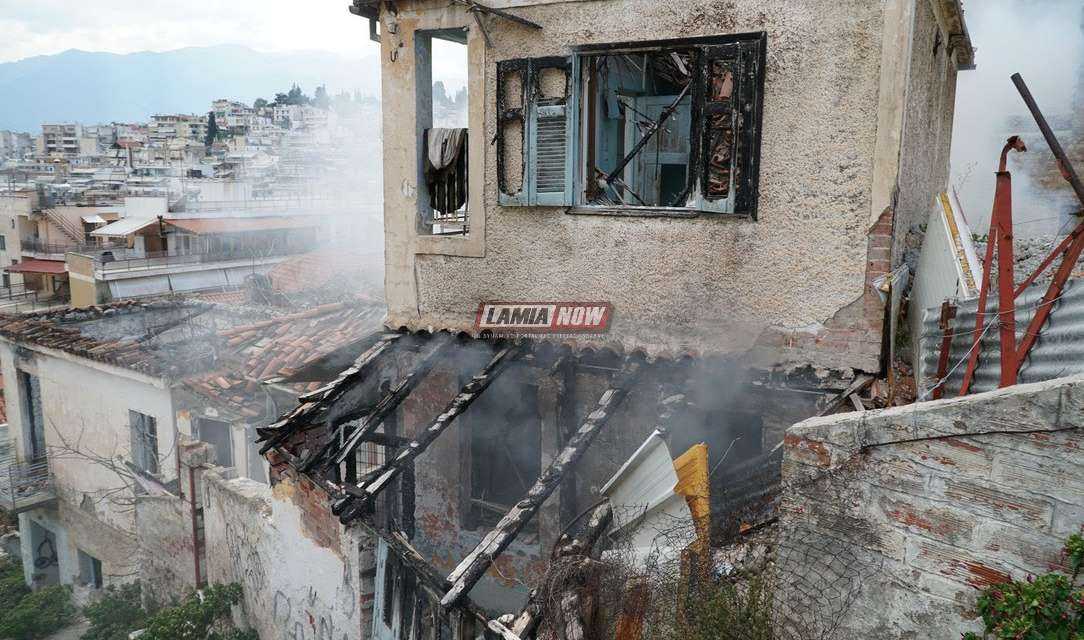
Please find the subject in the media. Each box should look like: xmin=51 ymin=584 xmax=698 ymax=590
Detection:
xmin=1 ymin=341 xmax=181 ymax=592
xmin=894 ymin=0 xmax=959 ymax=270
xmin=203 ymin=470 xmax=368 ymax=640
xmin=778 ymin=374 xmax=1084 ymax=637
xmin=376 ymin=0 xmax=958 ymax=370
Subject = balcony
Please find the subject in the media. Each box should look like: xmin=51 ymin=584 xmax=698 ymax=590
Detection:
xmin=0 ymin=460 xmax=55 ymax=514
xmin=21 ymin=240 xmax=124 ymax=261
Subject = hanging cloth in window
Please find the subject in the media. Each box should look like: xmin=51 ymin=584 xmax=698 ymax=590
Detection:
xmin=424 ymin=128 xmax=468 ymax=215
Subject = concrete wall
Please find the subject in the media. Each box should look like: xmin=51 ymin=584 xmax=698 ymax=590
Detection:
xmin=894 ymin=0 xmax=959 ymax=270
xmin=0 ymin=195 xmax=31 ymax=290
xmin=376 ymin=0 xmax=963 ymax=371
xmin=778 ymin=374 xmax=1084 ymax=638
xmin=203 ymin=470 xmax=370 ymax=640
xmin=135 ymin=495 xmax=197 ymax=606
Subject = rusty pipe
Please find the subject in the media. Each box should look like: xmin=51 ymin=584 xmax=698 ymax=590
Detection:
xmin=1012 ymin=73 xmax=1084 ymax=208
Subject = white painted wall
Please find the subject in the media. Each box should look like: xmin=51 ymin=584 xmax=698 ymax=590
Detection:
xmin=204 ymin=472 xmax=364 ymax=640
xmin=0 ymin=339 xmax=185 ymax=590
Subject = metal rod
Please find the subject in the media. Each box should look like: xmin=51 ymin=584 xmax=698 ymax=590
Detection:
xmin=1011 ymin=73 xmax=1084 ymax=208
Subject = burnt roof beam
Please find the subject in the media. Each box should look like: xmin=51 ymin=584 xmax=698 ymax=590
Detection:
xmin=440 ymin=359 xmax=644 ymax=608
xmin=330 ymin=333 xmax=458 ymax=466
xmin=335 ymin=343 xmax=523 ymax=518
xmin=257 ymin=333 xmax=401 ymax=454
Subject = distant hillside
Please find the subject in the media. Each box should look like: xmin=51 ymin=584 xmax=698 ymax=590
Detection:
xmin=0 ymin=45 xmax=381 ymax=132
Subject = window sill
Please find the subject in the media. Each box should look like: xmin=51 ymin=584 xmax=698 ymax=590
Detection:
xmin=566 ymin=206 xmax=751 ymax=220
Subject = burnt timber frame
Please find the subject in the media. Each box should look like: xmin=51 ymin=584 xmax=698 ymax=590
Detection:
xmin=441 ymin=359 xmax=644 ymax=607
xmin=332 ymin=343 xmax=523 ymax=522
xmin=257 ymin=334 xmax=402 ymax=453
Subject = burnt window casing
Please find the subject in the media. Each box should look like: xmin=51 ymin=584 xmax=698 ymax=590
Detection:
xmin=497 ymin=33 xmax=766 ymax=218
xmin=18 ymin=371 xmax=45 ymax=461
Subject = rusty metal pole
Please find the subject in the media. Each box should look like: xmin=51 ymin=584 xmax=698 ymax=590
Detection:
xmin=932 ymin=301 xmax=957 ymax=400
xmin=189 ymin=465 xmax=202 ymax=587
xmin=959 ymin=138 xmax=1026 ymax=395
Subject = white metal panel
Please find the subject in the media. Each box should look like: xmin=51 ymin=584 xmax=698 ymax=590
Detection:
xmin=89 ymin=218 xmax=157 ymax=237
xmin=108 ymin=275 xmax=171 ymax=299
xmin=601 ymin=430 xmax=694 ymax=568
xmin=167 ymin=269 xmax=228 ymax=293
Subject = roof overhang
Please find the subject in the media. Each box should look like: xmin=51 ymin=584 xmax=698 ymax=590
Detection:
xmin=5 ymin=259 xmax=67 ymax=275
xmin=938 ymin=0 xmax=976 ymax=70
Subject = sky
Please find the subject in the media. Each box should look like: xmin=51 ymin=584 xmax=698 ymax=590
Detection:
xmin=950 ymin=0 xmax=1083 ymax=234
xmin=0 ymin=0 xmax=469 ymax=90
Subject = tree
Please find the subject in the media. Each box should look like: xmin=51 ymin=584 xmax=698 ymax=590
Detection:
xmin=204 ymin=111 xmax=219 ymax=148
xmin=313 ymin=85 xmax=330 ymax=110
xmin=253 ymin=98 xmax=268 ymax=110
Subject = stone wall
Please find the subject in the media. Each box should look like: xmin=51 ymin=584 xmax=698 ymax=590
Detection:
xmin=203 ymin=469 xmax=373 ymax=640
xmin=135 ymin=495 xmax=197 ymax=606
xmin=779 ymin=374 xmax=1084 ymax=637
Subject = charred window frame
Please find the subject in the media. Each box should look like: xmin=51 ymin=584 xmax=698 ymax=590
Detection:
xmin=496 ymin=33 xmax=766 ymax=218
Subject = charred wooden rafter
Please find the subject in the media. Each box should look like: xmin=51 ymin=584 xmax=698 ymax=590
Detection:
xmin=257 ymin=333 xmax=401 ymax=454
xmin=335 ymin=343 xmax=523 ymax=521
xmin=441 ymin=361 xmax=644 ymax=607
xmin=297 ymin=332 xmax=457 ymax=474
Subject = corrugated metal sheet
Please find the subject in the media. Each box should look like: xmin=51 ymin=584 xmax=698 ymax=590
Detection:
xmin=910 ymin=193 xmax=981 ymax=369
xmin=918 ymin=277 xmax=1084 ymax=396
xmin=601 ymin=430 xmax=695 ymax=568
xmin=90 ymin=217 xmax=157 ymax=237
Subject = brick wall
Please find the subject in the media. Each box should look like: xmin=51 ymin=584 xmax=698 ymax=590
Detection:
xmin=752 ymin=206 xmax=894 ymax=373
xmin=778 ymin=374 xmax=1084 ymax=637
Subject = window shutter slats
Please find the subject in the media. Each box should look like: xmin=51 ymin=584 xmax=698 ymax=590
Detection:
xmin=499 ymin=57 xmax=574 ymax=207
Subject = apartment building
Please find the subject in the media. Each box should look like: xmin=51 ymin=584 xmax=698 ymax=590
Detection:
xmin=38 ymin=124 xmax=99 ymax=159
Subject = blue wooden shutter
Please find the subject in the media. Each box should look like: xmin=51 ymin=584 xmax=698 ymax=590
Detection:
xmin=499 ymin=57 xmax=576 ymax=207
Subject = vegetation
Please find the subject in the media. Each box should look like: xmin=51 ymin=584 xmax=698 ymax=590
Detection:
xmin=665 ymin=571 xmax=775 ymax=640
xmin=81 ymin=582 xmax=252 ymax=640
xmin=81 ymin=583 xmax=147 ymax=640
xmin=205 ymin=111 xmax=220 ymax=147
xmin=0 ymin=555 xmax=75 ymax=640
xmin=962 ymin=533 xmax=1084 ymax=639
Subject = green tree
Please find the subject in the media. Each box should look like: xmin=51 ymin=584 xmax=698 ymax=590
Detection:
xmin=313 ymin=85 xmax=330 ymax=110
xmin=253 ymin=98 xmax=268 ymax=110
xmin=205 ymin=111 xmax=219 ymax=147
xmin=81 ymin=583 xmax=147 ymax=640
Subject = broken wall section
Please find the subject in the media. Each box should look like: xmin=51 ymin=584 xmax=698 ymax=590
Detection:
xmin=779 ymin=374 xmax=1084 ymax=638
xmin=202 ymin=469 xmax=373 ymax=640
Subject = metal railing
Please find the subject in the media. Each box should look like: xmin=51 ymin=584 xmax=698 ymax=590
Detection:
xmin=87 ymin=243 xmax=319 ymax=272
xmin=0 ymin=459 xmax=55 ymax=513
xmin=21 ymin=239 xmax=124 ymax=255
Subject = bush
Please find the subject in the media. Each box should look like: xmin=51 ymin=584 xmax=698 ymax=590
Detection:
xmin=0 ymin=557 xmax=30 ymax=613
xmin=963 ymin=533 xmax=1084 ymax=639
xmin=82 ymin=582 xmax=147 ymax=640
xmin=140 ymin=584 xmax=244 ymax=640
xmin=0 ymin=585 xmax=76 ymax=639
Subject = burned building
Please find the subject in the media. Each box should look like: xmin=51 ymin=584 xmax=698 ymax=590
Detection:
xmin=237 ymin=1 xmax=976 ymax=638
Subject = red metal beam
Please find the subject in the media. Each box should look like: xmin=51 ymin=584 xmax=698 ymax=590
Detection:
xmin=932 ymin=301 xmax=957 ymax=400
xmin=1013 ymin=228 xmax=1084 ymax=377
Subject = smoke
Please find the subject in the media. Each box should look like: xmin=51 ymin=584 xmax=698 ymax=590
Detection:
xmin=951 ymin=0 xmax=1084 ymax=237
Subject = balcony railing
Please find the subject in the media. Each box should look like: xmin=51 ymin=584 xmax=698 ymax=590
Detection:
xmin=86 ymin=244 xmax=319 ymax=273
xmin=0 ymin=459 xmax=55 ymax=513
xmin=21 ymin=240 xmax=124 ymax=256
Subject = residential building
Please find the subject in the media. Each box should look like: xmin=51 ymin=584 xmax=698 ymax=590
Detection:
xmin=192 ymin=1 xmax=983 ymax=639
xmin=38 ymin=124 xmax=99 ymax=159
xmin=0 ymin=294 xmax=385 ymax=603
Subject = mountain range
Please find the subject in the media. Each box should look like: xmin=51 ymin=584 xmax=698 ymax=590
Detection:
xmin=0 ymin=45 xmax=381 ymax=132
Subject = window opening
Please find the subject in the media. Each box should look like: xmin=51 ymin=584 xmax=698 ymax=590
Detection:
xmin=195 ymin=417 xmax=233 ymax=468
xmin=129 ymin=410 xmax=159 ymax=475
xmin=419 ymin=31 xmax=470 ymax=236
